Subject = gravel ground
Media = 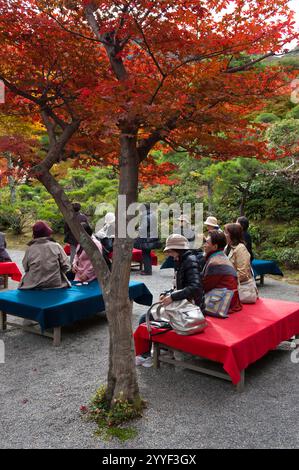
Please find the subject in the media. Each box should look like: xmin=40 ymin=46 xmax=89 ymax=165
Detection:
xmin=0 ymin=250 xmax=299 ymax=449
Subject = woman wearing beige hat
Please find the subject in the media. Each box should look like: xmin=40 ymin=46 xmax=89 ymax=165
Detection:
xmin=136 ymin=234 xmax=205 ymax=367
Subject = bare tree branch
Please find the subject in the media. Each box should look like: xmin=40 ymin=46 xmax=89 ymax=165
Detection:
xmin=84 ymin=4 xmax=128 ymax=81
xmin=226 ymin=52 xmax=275 ymax=73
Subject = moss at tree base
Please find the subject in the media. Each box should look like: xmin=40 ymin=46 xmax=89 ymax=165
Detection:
xmin=80 ymin=385 xmax=146 ymax=442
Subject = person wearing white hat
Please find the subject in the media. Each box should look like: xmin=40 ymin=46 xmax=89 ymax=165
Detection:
xmin=95 ymin=212 xmax=115 ymax=269
xmin=203 ymin=216 xmax=220 ymax=232
xmin=96 ymin=212 xmax=115 ymax=239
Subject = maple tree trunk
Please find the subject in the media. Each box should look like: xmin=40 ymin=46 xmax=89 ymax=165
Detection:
xmin=239 ymin=197 xmax=246 ymax=216
xmin=104 ymin=131 xmax=140 ymax=405
xmin=239 ymin=182 xmax=252 ymax=216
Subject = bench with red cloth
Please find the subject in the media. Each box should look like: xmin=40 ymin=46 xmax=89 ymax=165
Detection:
xmin=0 ymin=262 xmax=22 ymax=288
xmin=134 ymin=297 xmax=299 ymax=391
xmin=131 ymin=248 xmax=158 ymax=270
xmin=64 ymin=244 xmax=71 ymax=256
xmin=64 ymin=245 xmax=158 ymax=270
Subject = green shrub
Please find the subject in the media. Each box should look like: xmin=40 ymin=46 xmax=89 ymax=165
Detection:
xmin=35 ymin=204 xmax=64 ymax=234
xmin=277 ymin=248 xmax=299 ymax=269
xmin=249 ymin=224 xmax=264 ymax=245
xmin=0 ymin=211 xmax=11 ymax=230
xmin=279 ymin=227 xmax=299 ymax=246
xmin=259 ymin=247 xmax=299 ymax=269
xmin=8 ymin=213 xmax=27 ymax=235
xmin=255 ymin=113 xmax=280 ymax=123
xmin=259 ymin=248 xmax=280 ymax=262
xmin=286 ymin=105 xmax=299 ymax=120
xmin=0 ymin=207 xmax=31 ymax=234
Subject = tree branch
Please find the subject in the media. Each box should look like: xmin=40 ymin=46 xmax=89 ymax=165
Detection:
xmin=43 ymin=9 xmax=110 ymax=45
xmin=84 ymin=4 xmax=128 ymax=81
xmin=0 ymin=75 xmax=41 ymax=105
xmin=41 ymin=111 xmax=57 ymax=146
xmin=33 ymin=119 xmax=81 ymax=173
xmin=133 ymin=16 xmax=165 ymax=78
xmin=226 ymin=52 xmax=275 ymax=73
xmin=137 ymin=115 xmax=179 ymax=162
xmin=36 ymin=169 xmax=111 ymax=286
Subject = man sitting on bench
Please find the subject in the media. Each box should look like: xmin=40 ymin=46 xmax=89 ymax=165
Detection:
xmin=19 ymin=221 xmax=71 ymax=290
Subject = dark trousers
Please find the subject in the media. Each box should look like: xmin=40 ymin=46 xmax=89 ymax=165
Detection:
xmin=142 ymin=249 xmax=152 ymax=274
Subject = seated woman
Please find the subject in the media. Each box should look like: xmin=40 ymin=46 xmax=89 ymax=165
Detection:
xmin=19 ymin=221 xmax=71 ymax=290
xmin=136 ymin=234 xmax=205 ymax=367
xmin=203 ymin=230 xmax=242 ymax=312
xmin=0 ymin=231 xmax=12 ymax=262
xmin=159 ymin=234 xmax=205 ymax=311
xmin=224 ymin=223 xmax=253 ymax=284
xmin=72 ymin=223 xmax=103 ymax=283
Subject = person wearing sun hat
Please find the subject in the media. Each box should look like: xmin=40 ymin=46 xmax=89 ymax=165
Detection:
xmin=19 ymin=221 xmax=71 ymax=290
xmin=135 ymin=233 xmax=205 ymax=367
xmin=95 ymin=212 xmax=115 ymax=266
xmin=204 ymin=216 xmax=222 ymax=232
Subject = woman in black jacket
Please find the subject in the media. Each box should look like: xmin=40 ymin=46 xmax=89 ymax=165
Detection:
xmin=160 ymin=234 xmax=205 ymax=313
xmin=136 ymin=234 xmax=205 ymax=367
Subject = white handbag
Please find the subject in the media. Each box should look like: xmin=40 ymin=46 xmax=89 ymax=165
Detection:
xmin=146 ymin=300 xmax=207 ymax=336
xmin=238 ymin=277 xmax=258 ymax=304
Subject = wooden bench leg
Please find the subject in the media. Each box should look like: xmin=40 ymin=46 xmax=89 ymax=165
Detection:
xmin=3 ymin=275 xmax=8 ymax=289
xmin=53 ymin=327 xmax=61 ymax=347
xmin=0 ymin=311 xmax=7 ymax=331
xmin=236 ymin=370 xmax=245 ymax=392
xmin=153 ymin=343 xmax=161 ymax=369
xmin=260 ymin=275 xmax=264 ymax=286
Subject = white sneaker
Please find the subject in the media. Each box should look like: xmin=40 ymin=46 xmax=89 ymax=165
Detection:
xmin=135 ymin=355 xmax=147 ymax=366
xmin=141 ymin=357 xmax=153 ymax=368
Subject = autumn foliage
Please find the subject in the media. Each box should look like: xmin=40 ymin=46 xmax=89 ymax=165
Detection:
xmin=0 ymin=0 xmax=298 ymax=175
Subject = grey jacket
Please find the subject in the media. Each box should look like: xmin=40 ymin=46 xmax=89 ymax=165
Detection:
xmin=19 ymin=238 xmax=71 ymax=290
xmin=138 ymin=210 xmax=158 ymax=239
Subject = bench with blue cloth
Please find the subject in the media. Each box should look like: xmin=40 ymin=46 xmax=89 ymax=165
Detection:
xmin=0 ymin=280 xmax=153 ymax=346
xmin=252 ymin=259 xmax=283 ymax=285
